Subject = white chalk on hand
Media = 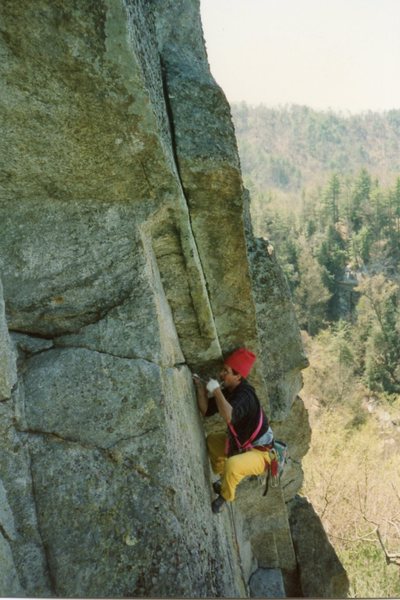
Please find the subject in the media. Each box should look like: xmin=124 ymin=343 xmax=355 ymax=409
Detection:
xmin=206 ymin=379 xmax=220 ymax=393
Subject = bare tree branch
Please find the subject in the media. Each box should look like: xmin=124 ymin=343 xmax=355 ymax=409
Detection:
xmin=376 ymin=527 xmax=400 ymax=567
xmin=391 ymin=482 xmax=400 ymax=504
xmin=330 ymin=530 xmax=378 ymax=544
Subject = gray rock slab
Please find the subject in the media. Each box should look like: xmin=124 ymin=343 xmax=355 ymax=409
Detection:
xmin=1 ymin=202 xmax=150 ymax=337
xmin=154 ymin=0 xmax=264 ymax=375
xmin=55 ymin=239 xmax=184 ymax=367
xmin=235 ymin=479 xmax=297 ymax=574
xmin=250 ymin=567 xmax=286 ymax=598
xmin=27 ymin=399 xmax=246 ymax=598
xmin=245 ymin=232 xmax=308 ymax=421
xmin=22 ymin=348 xmax=165 ymax=452
xmin=288 ymin=495 xmax=350 ymax=598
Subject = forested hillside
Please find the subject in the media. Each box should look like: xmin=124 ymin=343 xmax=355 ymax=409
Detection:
xmin=232 ymin=103 xmax=400 ymax=197
xmin=232 ymin=103 xmax=400 ymax=597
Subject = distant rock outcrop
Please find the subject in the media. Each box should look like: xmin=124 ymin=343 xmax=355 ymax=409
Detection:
xmin=0 ymin=1 xmax=348 ymax=597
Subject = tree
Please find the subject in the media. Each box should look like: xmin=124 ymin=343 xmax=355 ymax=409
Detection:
xmin=393 ymin=177 xmax=400 ymax=227
xmin=316 ymin=225 xmax=348 ymax=319
xmin=349 ymin=169 xmax=371 ymax=232
xmin=294 ymin=238 xmax=331 ymax=334
xmin=385 ymin=178 xmax=400 ymax=262
xmin=322 ymin=173 xmax=341 ymax=225
xmin=355 ymin=275 xmax=400 ymax=393
xmin=350 ymin=225 xmax=373 ymax=265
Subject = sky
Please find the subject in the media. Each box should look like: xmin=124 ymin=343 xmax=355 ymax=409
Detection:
xmin=200 ymin=0 xmax=400 ymax=113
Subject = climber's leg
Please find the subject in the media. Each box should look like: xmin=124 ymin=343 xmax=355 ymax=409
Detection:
xmin=206 ymin=432 xmax=227 ymax=476
xmin=220 ymin=448 xmax=271 ymax=502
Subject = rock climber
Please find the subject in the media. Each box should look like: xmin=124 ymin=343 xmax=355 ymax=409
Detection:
xmin=193 ymin=348 xmax=273 ymax=514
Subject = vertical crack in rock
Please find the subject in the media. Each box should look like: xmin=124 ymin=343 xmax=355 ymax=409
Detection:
xmin=26 ymin=447 xmax=56 ymax=596
xmin=157 ymin=55 xmax=220 ymax=357
xmin=0 ymin=523 xmax=13 ymax=545
xmin=159 ymin=55 xmax=183 ymax=185
xmin=227 ymin=504 xmax=249 ymax=596
xmin=149 ymin=215 xmax=221 ymax=367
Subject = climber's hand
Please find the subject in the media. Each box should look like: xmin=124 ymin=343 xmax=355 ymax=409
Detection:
xmin=206 ymin=379 xmax=220 ymax=393
xmin=192 ymin=373 xmax=202 ymax=385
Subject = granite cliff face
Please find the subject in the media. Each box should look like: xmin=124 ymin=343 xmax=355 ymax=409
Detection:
xmin=0 ymin=1 xmax=348 ymax=597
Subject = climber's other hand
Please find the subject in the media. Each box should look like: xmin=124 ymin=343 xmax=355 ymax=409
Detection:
xmin=206 ymin=379 xmax=220 ymax=393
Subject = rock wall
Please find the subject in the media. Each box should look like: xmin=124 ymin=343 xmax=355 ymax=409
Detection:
xmin=0 ymin=1 xmax=348 ymax=597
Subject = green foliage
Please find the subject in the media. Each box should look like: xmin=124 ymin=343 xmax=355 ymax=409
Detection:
xmin=301 ymin=323 xmax=357 ymax=407
xmin=340 ymin=542 xmax=400 ymax=598
xmin=322 ymin=173 xmax=341 ymax=225
xmin=235 ymin=102 xmax=400 ymax=396
xmin=351 ymin=225 xmax=373 ymax=264
xmin=293 ymin=239 xmax=331 ymax=335
xmin=245 ymin=163 xmax=400 ymax=395
xmin=349 ymin=169 xmax=371 ymax=231
xmin=356 ymin=275 xmax=400 ymax=394
xmin=316 ymin=225 xmax=347 ymax=282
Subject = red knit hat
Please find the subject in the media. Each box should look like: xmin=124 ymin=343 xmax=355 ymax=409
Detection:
xmin=224 ymin=348 xmax=256 ymax=378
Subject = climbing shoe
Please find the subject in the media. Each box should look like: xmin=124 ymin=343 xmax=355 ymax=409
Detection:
xmin=211 ymin=495 xmax=226 ymax=514
xmin=212 ymin=480 xmax=222 ymax=495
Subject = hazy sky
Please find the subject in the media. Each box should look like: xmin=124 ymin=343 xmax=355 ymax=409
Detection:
xmin=200 ymin=0 xmax=400 ymax=113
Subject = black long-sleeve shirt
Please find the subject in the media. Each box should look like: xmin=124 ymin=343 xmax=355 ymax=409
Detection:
xmin=205 ymin=380 xmax=269 ymax=455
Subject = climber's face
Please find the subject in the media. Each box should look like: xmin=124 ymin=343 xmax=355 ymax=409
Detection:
xmin=219 ymin=365 xmax=241 ymax=390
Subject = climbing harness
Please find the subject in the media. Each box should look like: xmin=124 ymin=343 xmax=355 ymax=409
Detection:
xmin=223 ymin=404 xmax=289 ymax=496
xmin=225 ymin=407 xmax=265 ymax=455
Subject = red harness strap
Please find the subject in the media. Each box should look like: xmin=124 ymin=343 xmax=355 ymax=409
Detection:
xmin=225 ymin=407 xmax=264 ymax=456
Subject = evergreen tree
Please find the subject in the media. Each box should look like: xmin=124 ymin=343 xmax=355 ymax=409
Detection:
xmin=393 ymin=177 xmax=400 ymax=226
xmin=316 ymin=225 xmax=348 ymax=319
xmin=322 ymin=173 xmax=340 ymax=225
xmin=355 ymin=275 xmax=400 ymax=394
xmin=349 ymin=169 xmax=371 ymax=232
xmin=294 ymin=238 xmax=331 ymax=334
xmin=385 ymin=179 xmax=400 ymax=262
xmin=351 ymin=225 xmax=373 ymax=265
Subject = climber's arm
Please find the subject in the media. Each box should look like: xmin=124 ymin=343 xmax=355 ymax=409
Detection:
xmin=213 ymin=387 xmax=232 ymax=424
xmin=193 ymin=376 xmax=209 ymax=416
xmin=207 ymin=380 xmax=232 ymax=424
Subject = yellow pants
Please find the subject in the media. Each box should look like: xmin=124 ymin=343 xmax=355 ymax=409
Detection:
xmin=206 ymin=432 xmax=271 ymax=502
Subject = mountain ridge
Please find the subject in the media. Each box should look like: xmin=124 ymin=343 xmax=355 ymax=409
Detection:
xmin=231 ymin=102 xmax=400 ymax=196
